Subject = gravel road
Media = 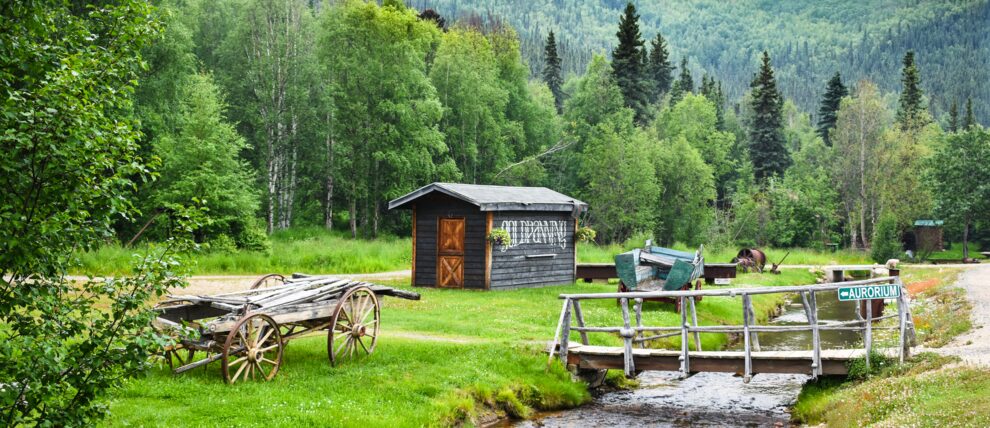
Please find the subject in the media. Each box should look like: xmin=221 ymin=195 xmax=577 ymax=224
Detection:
xmin=934 ymin=264 xmax=990 ymax=367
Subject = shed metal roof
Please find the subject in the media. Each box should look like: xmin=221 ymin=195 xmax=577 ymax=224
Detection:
xmin=914 ymin=219 xmax=944 ymax=227
xmin=388 ymin=182 xmax=588 ymax=213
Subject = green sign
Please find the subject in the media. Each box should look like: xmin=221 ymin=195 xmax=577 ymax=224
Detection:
xmin=837 ymin=284 xmax=901 ymax=301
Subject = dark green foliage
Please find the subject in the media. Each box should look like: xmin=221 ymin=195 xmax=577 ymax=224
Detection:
xmin=896 ymin=51 xmax=927 ymax=130
xmin=846 ymin=351 xmax=896 ymax=380
xmin=669 ymin=57 xmax=693 ymax=106
xmin=647 ymin=33 xmax=674 ymax=103
xmin=948 ymin=99 xmax=959 ymax=132
xmin=870 ymin=213 xmax=902 ymax=263
xmin=816 ymin=72 xmax=848 ymax=146
xmin=748 ymin=51 xmax=791 ymax=182
xmin=964 ymin=97 xmax=977 ymax=129
xmin=0 ymin=1 xmax=200 ymax=425
xmin=699 ymin=74 xmax=726 ymax=130
xmin=610 ymin=2 xmax=650 ymax=123
xmin=926 ymin=129 xmax=990 ymax=259
xmin=542 ymin=30 xmax=564 ymax=113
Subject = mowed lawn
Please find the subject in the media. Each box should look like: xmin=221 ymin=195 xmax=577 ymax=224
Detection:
xmin=105 ymin=270 xmax=816 ymax=427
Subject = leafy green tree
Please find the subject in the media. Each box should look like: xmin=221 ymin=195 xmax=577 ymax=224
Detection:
xmin=948 ymin=99 xmax=959 ymax=133
xmin=748 ymin=51 xmax=791 ymax=182
xmin=580 ymin=120 xmax=658 ymax=244
xmin=0 ymin=1 xmax=199 ymax=425
xmin=870 ymin=213 xmax=902 ymax=263
xmin=431 ymin=27 xmax=509 ymax=183
xmin=652 ymin=135 xmax=716 ymax=246
xmin=321 ymin=1 xmax=451 ymax=237
xmin=896 ymin=51 xmax=928 ymax=130
xmin=151 ymin=73 xmax=262 ymax=248
xmin=647 ymin=33 xmax=674 ymax=103
xmin=655 ymin=94 xmax=736 ymax=200
xmin=766 ymin=138 xmax=840 ymax=248
xmin=542 ymin=30 xmax=564 ymax=113
xmin=926 ymin=129 xmax=990 ymax=260
xmin=611 ymin=2 xmax=650 ymax=123
xmin=816 ymin=72 xmax=848 ymax=146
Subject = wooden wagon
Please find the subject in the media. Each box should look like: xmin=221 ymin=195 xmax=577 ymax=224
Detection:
xmin=615 ymin=244 xmax=704 ymax=311
xmin=153 ymin=274 xmax=419 ymax=384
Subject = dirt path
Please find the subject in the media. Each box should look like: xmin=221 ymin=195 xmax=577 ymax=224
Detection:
xmin=932 ymin=264 xmax=990 ymax=367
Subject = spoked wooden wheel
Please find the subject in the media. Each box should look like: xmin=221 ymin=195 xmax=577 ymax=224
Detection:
xmin=251 ymin=273 xmax=286 ymax=290
xmin=222 ymin=314 xmax=283 ymax=384
xmin=328 ymin=286 xmax=380 ymax=366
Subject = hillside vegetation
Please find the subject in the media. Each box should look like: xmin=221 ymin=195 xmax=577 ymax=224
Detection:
xmin=411 ymin=0 xmax=990 ymax=125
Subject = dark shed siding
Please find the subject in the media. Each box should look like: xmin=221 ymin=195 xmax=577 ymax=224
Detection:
xmin=413 ymin=194 xmax=487 ymax=288
xmin=490 ymin=212 xmax=575 ymax=288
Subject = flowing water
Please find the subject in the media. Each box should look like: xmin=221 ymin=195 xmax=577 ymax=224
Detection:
xmin=518 ymin=291 xmax=863 ymax=427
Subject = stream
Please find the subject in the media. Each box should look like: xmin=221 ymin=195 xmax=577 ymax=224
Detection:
xmin=519 ymin=290 xmax=863 ymax=427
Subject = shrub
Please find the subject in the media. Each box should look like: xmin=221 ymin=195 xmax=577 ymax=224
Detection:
xmin=486 ymin=228 xmax=511 ymax=247
xmin=870 ymin=213 xmax=902 ymax=263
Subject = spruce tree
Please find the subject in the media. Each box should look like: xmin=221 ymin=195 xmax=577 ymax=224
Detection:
xmin=816 ymin=72 xmax=848 ymax=146
xmin=542 ymin=31 xmax=564 ymax=114
xmin=748 ymin=50 xmax=790 ymax=182
xmin=699 ymin=74 xmax=725 ymax=129
xmin=669 ymin=57 xmax=693 ymax=105
xmin=964 ymin=97 xmax=977 ymax=129
xmin=948 ymin=99 xmax=959 ymax=133
xmin=611 ymin=2 xmax=650 ymax=123
xmin=896 ymin=51 xmax=927 ymax=130
xmin=647 ymin=33 xmax=673 ymax=103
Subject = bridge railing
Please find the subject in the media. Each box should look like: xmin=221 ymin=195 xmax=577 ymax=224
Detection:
xmin=548 ymin=276 xmax=915 ymax=382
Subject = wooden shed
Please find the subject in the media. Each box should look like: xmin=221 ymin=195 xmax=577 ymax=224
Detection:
xmin=388 ymin=183 xmax=588 ymax=290
xmin=912 ymin=219 xmax=944 ymax=252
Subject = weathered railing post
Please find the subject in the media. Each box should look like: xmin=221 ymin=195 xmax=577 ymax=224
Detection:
xmin=800 ymin=291 xmax=821 ymax=378
xmin=572 ymin=300 xmax=590 ymax=346
xmin=560 ymin=299 xmax=572 ymax=365
xmin=679 ymin=296 xmax=690 ymax=377
xmin=864 ymin=295 xmax=873 ymax=371
xmin=689 ymin=296 xmax=701 ymax=351
xmin=620 ymin=298 xmax=636 ymax=377
xmin=748 ymin=297 xmax=761 ymax=352
xmin=810 ymin=291 xmax=821 ymax=376
xmin=742 ymin=293 xmax=753 ymax=383
xmin=549 ymin=298 xmax=570 ymax=366
xmin=897 ymin=279 xmax=910 ymax=363
xmin=634 ymin=298 xmax=644 ymax=347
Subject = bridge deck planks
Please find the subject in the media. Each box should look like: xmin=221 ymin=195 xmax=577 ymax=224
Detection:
xmin=565 ymin=343 xmax=898 ymax=376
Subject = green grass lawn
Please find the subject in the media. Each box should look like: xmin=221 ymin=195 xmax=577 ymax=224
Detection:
xmin=925 ymin=241 xmax=986 ymax=261
xmin=105 ymin=270 xmax=815 ymax=426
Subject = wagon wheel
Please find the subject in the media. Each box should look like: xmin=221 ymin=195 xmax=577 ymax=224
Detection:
xmin=164 ymin=348 xmax=196 ymax=372
xmin=251 ymin=273 xmax=286 ymax=290
xmin=328 ymin=286 xmax=380 ymax=366
xmin=222 ymin=314 xmax=283 ymax=384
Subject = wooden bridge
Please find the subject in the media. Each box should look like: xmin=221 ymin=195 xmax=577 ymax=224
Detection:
xmin=548 ymin=277 xmax=915 ymax=383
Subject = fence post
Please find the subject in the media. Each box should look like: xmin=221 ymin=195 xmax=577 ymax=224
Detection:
xmin=801 ymin=291 xmax=821 ymax=378
xmin=572 ymin=300 xmax=590 ymax=346
xmin=560 ymin=299 xmax=572 ymax=365
xmin=865 ymin=294 xmax=873 ymax=371
xmin=742 ymin=293 xmax=752 ymax=383
xmin=620 ymin=297 xmax=636 ymax=377
xmin=689 ymin=296 xmax=702 ymax=352
xmin=810 ymin=291 xmax=821 ymax=376
xmin=680 ymin=296 xmax=690 ymax=377
xmin=634 ymin=298 xmax=644 ymax=347
xmin=548 ymin=298 xmax=569 ymax=366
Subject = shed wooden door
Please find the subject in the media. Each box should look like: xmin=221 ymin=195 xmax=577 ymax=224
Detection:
xmin=437 ymin=218 xmax=465 ymax=287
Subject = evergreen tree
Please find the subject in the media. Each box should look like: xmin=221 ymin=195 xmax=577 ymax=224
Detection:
xmin=748 ymin=51 xmax=791 ymax=182
xmin=611 ymin=2 xmax=650 ymax=123
xmin=948 ymin=99 xmax=959 ymax=132
xmin=647 ymin=32 xmax=673 ymax=103
xmin=816 ymin=72 xmax=848 ymax=146
xmin=542 ymin=31 xmax=564 ymax=114
xmin=896 ymin=51 xmax=926 ymax=130
xmin=964 ymin=97 xmax=977 ymax=129
xmin=669 ymin=57 xmax=693 ymax=105
xmin=699 ymin=74 xmax=725 ymax=130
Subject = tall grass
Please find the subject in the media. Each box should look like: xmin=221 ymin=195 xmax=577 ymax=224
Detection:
xmin=77 ymin=227 xmax=411 ymax=276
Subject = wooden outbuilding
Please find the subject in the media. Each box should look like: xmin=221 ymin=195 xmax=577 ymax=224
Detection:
xmin=911 ymin=219 xmax=944 ymax=253
xmin=388 ymin=183 xmax=588 ymax=290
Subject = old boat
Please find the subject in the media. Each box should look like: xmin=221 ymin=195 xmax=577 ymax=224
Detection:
xmin=615 ymin=243 xmax=704 ymax=311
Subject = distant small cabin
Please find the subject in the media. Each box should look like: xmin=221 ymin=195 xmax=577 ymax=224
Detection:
xmin=911 ymin=219 xmax=945 ymax=252
xmin=388 ymin=183 xmax=588 ymax=290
